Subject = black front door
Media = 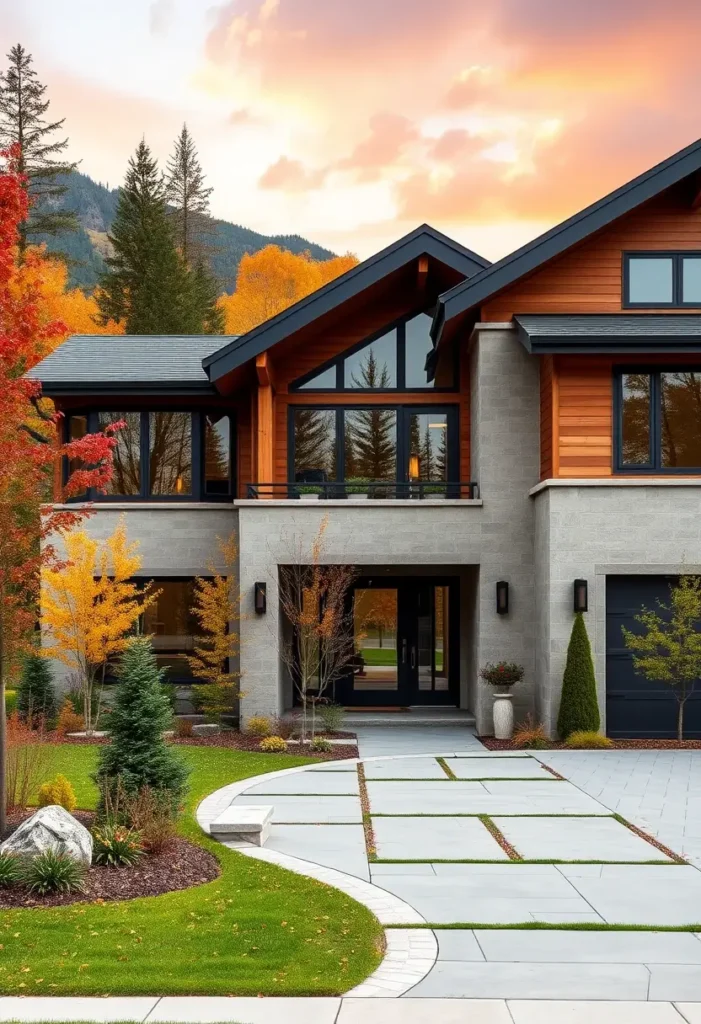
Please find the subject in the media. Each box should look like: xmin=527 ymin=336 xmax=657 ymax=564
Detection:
xmin=334 ymin=576 xmax=459 ymax=707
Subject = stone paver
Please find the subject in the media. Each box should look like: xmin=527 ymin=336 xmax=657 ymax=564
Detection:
xmin=264 ymin=823 xmax=369 ymax=880
xmin=150 ymin=996 xmax=340 ymax=1022
xmin=354 ymin=725 xmax=486 ymax=758
xmin=366 ymin=779 xmax=608 ymax=816
xmin=472 ymin=928 xmax=701 ymax=964
xmin=339 ymin=999 xmax=513 ymax=1022
xmin=445 ymin=757 xmax=552 ymax=779
xmin=242 ymin=771 xmax=360 ymax=795
xmin=493 ymin=814 xmax=672 ymax=862
xmin=648 ymin=965 xmax=701 ymax=1001
xmin=565 ymin=864 xmax=701 ymax=925
xmin=364 ymin=757 xmax=448 ymax=779
xmin=507 ymin=1002 xmax=687 ymax=1023
xmin=305 ymin=760 xmax=359 ymax=771
xmin=232 ymin=794 xmax=362 ymax=823
xmin=372 ymin=815 xmax=508 ymax=861
xmin=410 ymin=960 xmax=650 ymax=999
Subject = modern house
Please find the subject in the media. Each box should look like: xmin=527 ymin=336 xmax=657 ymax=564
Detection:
xmin=31 ymin=137 xmax=701 ymax=738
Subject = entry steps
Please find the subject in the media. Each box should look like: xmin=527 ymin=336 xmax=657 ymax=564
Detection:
xmin=282 ymin=707 xmax=476 ymax=728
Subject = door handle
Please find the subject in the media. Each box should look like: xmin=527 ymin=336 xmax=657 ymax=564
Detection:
xmin=411 ymin=646 xmax=416 ymax=669
xmin=401 ymin=639 xmax=407 ymax=664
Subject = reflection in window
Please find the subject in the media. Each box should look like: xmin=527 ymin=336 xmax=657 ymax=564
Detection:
xmin=408 ymin=413 xmax=448 ymax=483
xmin=405 ymin=313 xmax=453 ymax=388
xmin=353 ymin=588 xmax=398 ymax=691
xmin=344 ymin=330 xmax=396 ymax=388
xmin=298 ymin=365 xmax=337 ymax=389
xmin=142 ymin=579 xmax=197 ymax=681
xmin=683 ymin=258 xmax=701 ymax=304
xmin=67 ymin=415 xmax=88 ymax=489
xmin=661 ymin=372 xmax=701 ymax=468
xmin=149 ymin=412 xmax=192 ymax=495
xmin=98 ymin=411 xmax=141 ymax=495
xmin=293 ymin=408 xmax=336 ymax=482
xmin=344 ymin=408 xmax=397 ymax=485
xmin=621 ymin=374 xmax=651 ymax=465
xmin=204 ymin=413 xmax=231 ymax=495
xmin=627 ymin=257 xmax=674 ymax=304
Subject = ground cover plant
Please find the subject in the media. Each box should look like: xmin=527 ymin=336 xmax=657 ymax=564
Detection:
xmin=0 ymin=742 xmax=383 ymax=995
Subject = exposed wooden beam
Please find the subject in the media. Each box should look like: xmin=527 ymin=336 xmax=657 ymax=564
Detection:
xmin=256 ymin=350 xmax=273 ymax=388
xmin=256 ymin=383 xmax=274 ymax=490
xmin=417 ymin=254 xmax=429 ymax=281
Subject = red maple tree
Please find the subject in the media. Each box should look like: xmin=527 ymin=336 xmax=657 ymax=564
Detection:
xmin=0 ymin=145 xmax=120 ymax=830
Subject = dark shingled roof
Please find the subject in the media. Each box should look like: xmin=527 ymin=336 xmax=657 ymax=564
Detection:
xmin=27 ymin=335 xmax=238 ymax=394
xmin=515 ymin=314 xmax=701 ymax=353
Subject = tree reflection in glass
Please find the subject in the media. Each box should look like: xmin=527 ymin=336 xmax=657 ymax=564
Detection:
xmin=98 ymin=411 xmax=141 ymax=494
xmin=149 ymin=412 xmax=192 ymax=495
xmin=661 ymin=372 xmax=701 ymax=468
xmin=204 ymin=413 xmax=230 ymax=495
xmin=621 ymin=374 xmax=651 ymax=465
xmin=293 ymin=409 xmax=337 ymax=482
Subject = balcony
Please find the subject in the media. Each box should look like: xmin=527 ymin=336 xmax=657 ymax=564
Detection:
xmin=245 ymin=480 xmax=480 ymax=500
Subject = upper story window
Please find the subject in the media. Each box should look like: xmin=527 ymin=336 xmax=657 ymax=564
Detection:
xmin=292 ymin=311 xmax=456 ymax=392
xmin=624 ymin=253 xmax=701 ymax=307
xmin=66 ymin=410 xmax=234 ymax=500
xmin=616 ymin=369 xmax=701 ymax=472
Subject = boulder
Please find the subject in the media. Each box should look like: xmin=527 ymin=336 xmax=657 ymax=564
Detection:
xmin=192 ymin=723 xmax=220 ymax=737
xmin=0 ymin=805 xmax=93 ymax=866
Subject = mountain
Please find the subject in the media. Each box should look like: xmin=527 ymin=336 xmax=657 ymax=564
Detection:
xmin=37 ymin=171 xmax=335 ymax=293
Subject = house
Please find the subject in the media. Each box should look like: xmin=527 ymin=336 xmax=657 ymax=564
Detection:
xmin=30 ymin=138 xmax=701 ymax=738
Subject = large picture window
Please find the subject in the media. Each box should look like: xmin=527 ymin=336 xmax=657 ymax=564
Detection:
xmin=616 ymin=369 xmax=701 ymax=471
xmin=624 ymin=253 xmax=701 ymax=308
xmin=291 ymin=311 xmax=456 ymax=391
xmin=65 ymin=410 xmax=234 ymax=500
xmin=141 ymin=579 xmax=198 ymax=682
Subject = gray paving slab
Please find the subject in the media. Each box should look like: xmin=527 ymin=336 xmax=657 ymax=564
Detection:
xmin=431 ymin=863 xmax=562 ymax=877
xmin=648 ymin=965 xmax=701 ymax=1001
xmin=232 ymin=794 xmax=362 ymax=823
xmin=363 ymin=757 xmax=448 ymax=779
xmin=676 ymin=1005 xmax=701 ymax=1023
xmin=556 ymin=863 xmax=604 ymax=878
xmin=372 ymin=815 xmax=508 ymax=861
xmin=264 ymin=824 xmax=369 ymax=880
xmin=565 ymin=864 xmax=701 ymax=925
xmin=366 ymin=780 xmax=608 ymax=816
xmin=507 ymin=1001 xmax=687 ymax=1023
xmin=243 ymin=771 xmax=359 ymax=795
xmin=371 ymin=862 xmax=436 ymax=876
xmin=410 ymin=961 xmax=650 ymax=999
xmin=474 ymin=929 xmax=701 ymax=964
xmin=354 ymin=726 xmax=486 ymax=758
xmin=493 ymin=814 xmax=672 ymax=862
xmin=0 ymin=998 xmax=159 ymax=1022
xmin=305 ymin=760 xmax=359 ymax=771
xmin=480 ymin=780 xmax=584 ymax=796
xmin=150 ymin=996 xmax=341 ymax=1023
xmin=445 ymin=757 xmax=551 ymax=779
xmin=436 ymin=930 xmax=486 ymax=961
xmin=339 ymin=1000 xmax=513 ymax=1023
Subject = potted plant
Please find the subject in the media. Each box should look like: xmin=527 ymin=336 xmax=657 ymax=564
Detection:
xmin=480 ymin=662 xmax=524 ymax=740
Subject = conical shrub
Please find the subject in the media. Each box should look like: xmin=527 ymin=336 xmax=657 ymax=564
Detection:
xmin=557 ymin=612 xmax=601 ymax=739
xmin=17 ymin=654 xmax=57 ymax=725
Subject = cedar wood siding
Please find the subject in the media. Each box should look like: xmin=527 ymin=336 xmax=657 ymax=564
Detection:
xmin=478 ymin=189 xmax=701 ymax=479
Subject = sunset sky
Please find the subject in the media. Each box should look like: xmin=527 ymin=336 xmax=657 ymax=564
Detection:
xmin=4 ymin=0 xmax=701 ymax=265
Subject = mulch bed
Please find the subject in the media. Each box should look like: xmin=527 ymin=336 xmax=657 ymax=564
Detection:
xmin=482 ymin=737 xmax=701 ymax=750
xmin=0 ymin=810 xmax=220 ymax=909
xmin=52 ymin=730 xmax=359 ymax=759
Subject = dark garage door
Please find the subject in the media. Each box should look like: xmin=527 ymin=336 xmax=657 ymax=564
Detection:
xmin=606 ymin=575 xmax=701 ymax=738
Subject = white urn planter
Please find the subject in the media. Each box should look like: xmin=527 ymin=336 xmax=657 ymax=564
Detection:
xmin=493 ymin=691 xmax=514 ymax=740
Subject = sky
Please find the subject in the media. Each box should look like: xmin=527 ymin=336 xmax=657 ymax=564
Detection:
xmin=4 ymin=0 xmax=701 ymax=263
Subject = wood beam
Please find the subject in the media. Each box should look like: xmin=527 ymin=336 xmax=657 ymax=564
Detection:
xmin=256 ymin=382 xmax=274 ymax=490
xmin=692 ymin=185 xmax=701 ymax=210
xmin=417 ymin=255 xmax=429 ymax=286
xmin=256 ymin=351 xmax=272 ymax=387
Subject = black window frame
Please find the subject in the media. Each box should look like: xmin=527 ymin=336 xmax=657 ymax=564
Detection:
xmin=614 ymin=367 xmax=701 ymax=473
xmin=289 ymin=311 xmax=459 ymax=393
xmin=623 ymin=251 xmax=701 ymax=309
xmin=288 ymin=403 xmax=460 ymax=485
xmin=64 ymin=409 xmax=236 ymax=502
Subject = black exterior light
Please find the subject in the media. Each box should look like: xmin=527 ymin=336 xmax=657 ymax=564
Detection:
xmin=496 ymin=580 xmax=509 ymax=615
xmin=573 ymin=579 xmax=588 ymax=613
xmin=254 ymin=581 xmax=267 ymax=614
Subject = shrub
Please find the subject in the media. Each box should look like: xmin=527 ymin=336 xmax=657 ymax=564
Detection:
xmin=5 ymin=712 xmax=50 ymax=812
xmin=565 ymin=730 xmax=613 ymax=750
xmin=96 ymin=637 xmax=189 ymax=812
xmin=513 ymin=714 xmax=549 ymax=750
xmin=37 ymin=774 xmax=77 ymax=812
xmin=480 ymin=662 xmax=524 ymax=687
xmin=259 ymin=735 xmax=287 ymax=753
xmin=192 ymin=682 xmax=238 ymax=724
xmin=17 ymin=654 xmax=57 ymax=726
xmin=270 ymin=715 xmax=297 ymax=740
xmin=122 ymin=785 xmax=178 ymax=854
xmin=4 ymin=689 xmax=17 ymax=716
xmin=310 ymin=736 xmax=333 ymax=752
xmin=317 ymin=701 xmax=345 ymax=734
xmin=55 ymin=697 xmax=84 ymax=737
xmin=0 ymin=852 xmax=21 ymax=888
xmin=174 ymin=717 xmax=194 ymax=739
xmin=22 ymin=850 xmax=86 ymax=895
xmin=92 ymin=823 xmax=143 ymax=867
xmin=247 ymin=715 xmax=273 ymax=738
xmin=558 ymin=613 xmax=600 ymax=739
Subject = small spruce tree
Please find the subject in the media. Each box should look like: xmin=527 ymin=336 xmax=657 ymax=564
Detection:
xmin=95 ymin=637 xmax=189 ymax=809
xmin=17 ymin=653 xmax=57 ymax=725
xmin=557 ymin=612 xmax=601 ymax=739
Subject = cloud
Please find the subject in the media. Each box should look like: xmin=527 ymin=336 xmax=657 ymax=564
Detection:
xmin=149 ymin=0 xmax=174 ymax=37
xmin=258 ymin=155 xmax=326 ymax=191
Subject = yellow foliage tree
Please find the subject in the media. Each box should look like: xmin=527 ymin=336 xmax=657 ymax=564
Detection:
xmin=40 ymin=517 xmax=157 ymax=733
xmin=187 ymin=533 xmax=241 ymax=722
xmin=218 ymin=246 xmax=358 ymax=334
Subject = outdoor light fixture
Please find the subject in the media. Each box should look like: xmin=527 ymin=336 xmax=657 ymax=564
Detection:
xmin=573 ymin=579 xmax=588 ymax=613
xmin=254 ymin=581 xmax=267 ymax=614
xmin=496 ymin=580 xmax=509 ymax=615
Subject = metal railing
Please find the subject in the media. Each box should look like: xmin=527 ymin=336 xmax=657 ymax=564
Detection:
xmin=245 ymin=481 xmax=480 ymax=500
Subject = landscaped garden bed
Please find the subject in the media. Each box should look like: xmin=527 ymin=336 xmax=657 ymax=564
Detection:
xmin=482 ymin=736 xmax=701 ymax=750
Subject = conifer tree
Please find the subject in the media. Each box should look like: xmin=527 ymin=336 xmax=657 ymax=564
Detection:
xmin=17 ymin=653 xmax=57 ymax=725
xmin=345 ymin=350 xmax=396 ymax=481
xmin=165 ymin=124 xmax=213 ymax=265
xmin=557 ymin=612 xmax=601 ymax=738
xmin=0 ymin=44 xmax=78 ymax=254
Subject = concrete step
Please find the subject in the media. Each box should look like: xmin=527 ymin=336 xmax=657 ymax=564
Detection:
xmin=340 ymin=708 xmax=476 ymax=728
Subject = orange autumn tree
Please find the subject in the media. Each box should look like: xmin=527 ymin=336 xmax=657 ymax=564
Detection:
xmin=40 ymin=518 xmax=157 ymax=734
xmin=218 ymin=245 xmax=358 ymax=334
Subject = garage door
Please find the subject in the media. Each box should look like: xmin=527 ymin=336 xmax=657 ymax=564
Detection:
xmin=606 ymin=575 xmax=701 ymax=738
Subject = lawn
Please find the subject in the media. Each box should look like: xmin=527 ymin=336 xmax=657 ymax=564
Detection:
xmin=0 ymin=743 xmax=383 ymax=996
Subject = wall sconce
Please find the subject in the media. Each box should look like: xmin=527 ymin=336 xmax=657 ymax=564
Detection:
xmin=254 ymin=581 xmax=267 ymax=614
xmin=573 ymin=578 xmax=588 ymax=613
xmin=496 ymin=580 xmax=509 ymax=615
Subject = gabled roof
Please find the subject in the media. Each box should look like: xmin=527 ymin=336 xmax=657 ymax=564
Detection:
xmin=204 ymin=224 xmax=489 ymax=383
xmin=515 ymin=314 xmax=701 ymax=354
xmin=28 ymin=335 xmax=231 ymax=395
xmin=434 ymin=136 xmax=701 ymax=340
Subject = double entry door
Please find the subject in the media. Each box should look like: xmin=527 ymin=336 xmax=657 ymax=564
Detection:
xmin=334 ymin=577 xmax=458 ymax=707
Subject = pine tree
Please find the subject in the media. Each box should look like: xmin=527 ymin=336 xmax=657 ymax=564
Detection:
xmin=185 ymin=259 xmax=225 ymax=334
xmin=345 ymin=349 xmax=396 ymax=481
xmin=17 ymin=653 xmax=57 ymax=725
xmin=557 ymin=613 xmax=601 ymax=738
xmin=165 ymin=124 xmax=213 ymax=266
xmin=0 ymin=44 xmax=78 ymax=254
xmin=95 ymin=637 xmax=189 ymax=808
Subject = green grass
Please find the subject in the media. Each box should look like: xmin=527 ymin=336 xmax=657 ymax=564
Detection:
xmin=0 ymin=743 xmax=383 ymax=996
xmin=359 ymin=648 xmax=398 ymax=667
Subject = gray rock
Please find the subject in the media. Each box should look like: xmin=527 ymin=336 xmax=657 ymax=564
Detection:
xmin=192 ymin=723 xmax=220 ymax=737
xmin=0 ymin=805 xmax=93 ymax=866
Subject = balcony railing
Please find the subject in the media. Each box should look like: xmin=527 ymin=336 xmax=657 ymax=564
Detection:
xmin=245 ymin=481 xmax=480 ymax=500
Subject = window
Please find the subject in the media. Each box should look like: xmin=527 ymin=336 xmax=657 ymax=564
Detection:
xmin=291 ymin=311 xmax=456 ymax=391
xmin=142 ymin=579 xmax=198 ymax=682
xmin=617 ymin=369 xmax=701 ymax=471
xmin=624 ymin=253 xmax=701 ymax=307
xmin=292 ymin=408 xmax=337 ymax=482
xmin=65 ymin=411 xmax=234 ymax=500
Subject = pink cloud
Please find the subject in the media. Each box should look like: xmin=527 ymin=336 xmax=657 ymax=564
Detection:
xmin=258 ymin=155 xmax=326 ymax=191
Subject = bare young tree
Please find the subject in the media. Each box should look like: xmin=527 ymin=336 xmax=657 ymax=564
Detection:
xmin=278 ymin=519 xmax=357 ymax=742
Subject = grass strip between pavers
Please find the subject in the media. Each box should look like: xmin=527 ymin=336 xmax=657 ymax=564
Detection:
xmin=369 ymin=812 xmax=615 ymax=818
xmin=478 ymin=814 xmax=522 ymax=860
xmin=372 ymin=858 xmax=678 ymax=865
xmin=356 ymin=762 xmax=377 ymax=860
xmin=385 ymin=922 xmax=701 ymax=932
xmin=612 ymin=812 xmax=687 ymax=864
xmin=363 ymin=776 xmax=563 ymax=782
xmin=436 ymin=757 xmax=457 ymax=779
